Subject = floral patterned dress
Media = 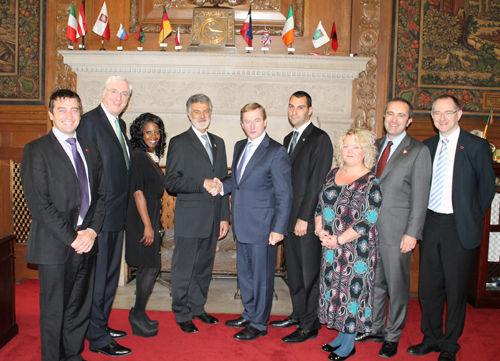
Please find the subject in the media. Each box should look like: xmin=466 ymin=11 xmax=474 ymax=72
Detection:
xmin=316 ymin=168 xmax=382 ymax=334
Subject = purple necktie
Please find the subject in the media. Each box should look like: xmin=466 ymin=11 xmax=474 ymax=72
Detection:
xmin=66 ymin=138 xmax=90 ymax=221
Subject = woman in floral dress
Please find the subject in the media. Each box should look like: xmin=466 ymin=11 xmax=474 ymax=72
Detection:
xmin=314 ymin=128 xmax=382 ymax=361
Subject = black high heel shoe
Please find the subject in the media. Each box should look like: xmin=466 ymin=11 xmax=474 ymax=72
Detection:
xmin=129 ymin=308 xmax=158 ymax=338
xmin=131 ymin=307 xmax=159 ymax=328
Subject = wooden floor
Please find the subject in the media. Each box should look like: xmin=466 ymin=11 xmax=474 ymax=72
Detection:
xmin=14 ymin=242 xmax=421 ymax=294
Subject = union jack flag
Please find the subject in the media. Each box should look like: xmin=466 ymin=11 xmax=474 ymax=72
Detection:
xmin=261 ymin=27 xmax=271 ymax=47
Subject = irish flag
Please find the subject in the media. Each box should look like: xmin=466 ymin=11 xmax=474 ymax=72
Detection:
xmin=67 ymin=2 xmax=78 ymax=42
xmin=282 ymin=5 xmax=294 ymax=46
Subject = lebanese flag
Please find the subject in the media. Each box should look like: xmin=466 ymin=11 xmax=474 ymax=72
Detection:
xmin=241 ymin=6 xmax=253 ymax=47
xmin=93 ymin=1 xmax=110 ymax=40
xmin=77 ymin=2 xmax=87 ymax=37
xmin=331 ymin=21 xmax=338 ymax=52
xmin=67 ymin=2 xmax=78 ymax=42
xmin=175 ymin=26 xmax=181 ymax=46
xmin=282 ymin=5 xmax=294 ymax=46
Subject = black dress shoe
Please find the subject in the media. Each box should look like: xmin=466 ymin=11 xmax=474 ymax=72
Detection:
xmin=225 ymin=316 xmax=250 ymax=328
xmin=379 ymin=341 xmax=398 ymax=358
xmin=322 ymin=344 xmax=341 ymax=353
xmin=269 ymin=316 xmax=299 ymax=328
xmin=177 ymin=320 xmax=199 ymax=334
xmin=90 ymin=341 xmax=132 ymax=357
xmin=329 ymin=347 xmax=356 ymax=361
xmin=233 ymin=326 xmax=268 ymax=341
xmin=355 ymin=332 xmax=384 ymax=342
xmin=407 ymin=343 xmax=440 ymax=356
xmin=282 ymin=328 xmax=318 ymax=343
xmin=107 ymin=327 xmax=127 ymax=339
xmin=438 ymin=351 xmax=456 ymax=361
xmin=194 ymin=312 xmax=219 ymax=324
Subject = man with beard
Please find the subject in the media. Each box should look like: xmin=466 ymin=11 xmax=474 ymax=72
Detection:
xmin=165 ymin=93 xmax=230 ymax=333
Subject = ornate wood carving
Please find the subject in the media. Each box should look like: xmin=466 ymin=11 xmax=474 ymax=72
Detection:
xmin=354 ymin=0 xmax=380 ymax=131
xmin=54 ymin=1 xmax=77 ymax=91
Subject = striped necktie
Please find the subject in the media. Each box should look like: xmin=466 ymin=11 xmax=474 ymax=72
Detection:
xmin=428 ymin=139 xmax=450 ymax=210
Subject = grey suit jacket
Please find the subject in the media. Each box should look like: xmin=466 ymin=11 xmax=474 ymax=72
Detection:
xmin=165 ymin=127 xmax=230 ymax=239
xmin=375 ymin=134 xmax=432 ymax=245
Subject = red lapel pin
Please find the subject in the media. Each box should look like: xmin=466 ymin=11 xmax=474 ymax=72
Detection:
xmin=403 ymin=150 xmax=408 ymax=154
xmin=460 ymin=146 xmax=464 ymax=149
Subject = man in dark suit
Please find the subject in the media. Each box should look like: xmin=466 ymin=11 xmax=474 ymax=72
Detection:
xmin=223 ymin=103 xmax=293 ymax=341
xmin=407 ymin=95 xmax=495 ymax=361
xmin=78 ymin=75 xmax=132 ymax=357
xmin=164 ymin=93 xmax=230 ymax=334
xmin=356 ymin=98 xmax=431 ymax=358
xmin=21 ymin=89 xmax=106 ymax=361
xmin=270 ymin=91 xmax=333 ymax=343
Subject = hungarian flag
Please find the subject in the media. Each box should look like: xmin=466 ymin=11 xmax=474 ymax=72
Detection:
xmin=331 ymin=21 xmax=338 ymax=52
xmin=67 ymin=2 xmax=78 ymax=42
xmin=93 ymin=1 xmax=110 ymax=40
xmin=282 ymin=6 xmax=294 ymax=46
xmin=261 ymin=27 xmax=271 ymax=47
xmin=241 ymin=6 xmax=253 ymax=47
xmin=117 ymin=23 xmax=128 ymax=40
xmin=77 ymin=2 xmax=87 ymax=37
xmin=135 ymin=24 xmax=146 ymax=43
xmin=158 ymin=7 xmax=172 ymax=43
xmin=312 ymin=21 xmax=330 ymax=48
xmin=175 ymin=26 xmax=181 ymax=46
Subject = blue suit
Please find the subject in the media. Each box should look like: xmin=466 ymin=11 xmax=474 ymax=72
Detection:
xmin=223 ymin=134 xmax=292 ymax=330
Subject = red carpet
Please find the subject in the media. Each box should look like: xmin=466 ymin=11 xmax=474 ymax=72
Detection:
xmin=1 ymin=279 xmax=499 ymax=361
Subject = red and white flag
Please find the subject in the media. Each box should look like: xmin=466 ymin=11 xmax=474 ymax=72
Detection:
xmin=175 ymin=26 xmax=181 ymax=46
xmin=93 ymin=1 xmax=110 ymax=40
xmin=77 ymin=2 xmax=87 ymax=37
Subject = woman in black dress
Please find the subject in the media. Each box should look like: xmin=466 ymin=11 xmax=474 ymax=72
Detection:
xmin=126 ymin=113 xmax=166 ymax=337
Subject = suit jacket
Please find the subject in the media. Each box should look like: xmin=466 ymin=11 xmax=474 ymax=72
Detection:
xmin=164 ymin=127 xmax=230 ymax=238
xmin=375 ymin=134 xmax=432 ymax=244
xmin=77 ymin=105 xmax=131 ymax=232
xmin=21 ymin=131 xmax=106 ymax=265
xmin=283 ymin=123 xmax=333 ymax=233
xmin=222 ymin=134 xmax=293 ymax=244
xmin=424 ymin=128 xmax=496 ymax=249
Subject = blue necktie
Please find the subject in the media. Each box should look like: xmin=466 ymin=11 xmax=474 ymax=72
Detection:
xmin=236 ymin=142 xmax=253 ymax=183
xmin=429 ymin=139 xmax=449 ymax=211
xmin=66 ymin=138 xmax=90 ymax=221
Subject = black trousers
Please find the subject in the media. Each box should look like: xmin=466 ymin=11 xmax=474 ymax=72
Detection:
xmin=38 ymin=251 xmax=96 ymax=361
xmin=284 ymin=231 xmax=322 ymax=330
xmin=419 ymin=210 xmax=476 ymax=355
xmin=171 ymin=222 xmax=218 ymax=323
xmin=86 ymin=229 xmax=124 ymax=349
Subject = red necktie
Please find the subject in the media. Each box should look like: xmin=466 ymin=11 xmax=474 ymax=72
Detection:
xmin=376 ymin=141 xmax=393 ymax=179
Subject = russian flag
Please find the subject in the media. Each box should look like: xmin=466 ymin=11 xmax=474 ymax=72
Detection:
xmin=241 ymin=6 xmax=253 ymax=47
xmin=117 ymin=23 xmax=128 ymax=40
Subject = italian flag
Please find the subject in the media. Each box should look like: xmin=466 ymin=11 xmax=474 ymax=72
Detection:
xmin=282 ymin=5 xmax=294 ymax=46
xmin=67 ymin=2 xmax=78 ymax=42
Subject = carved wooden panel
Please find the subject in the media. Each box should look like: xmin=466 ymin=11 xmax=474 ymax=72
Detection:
xmin=54 ymin=1 xmax=77 ymax=91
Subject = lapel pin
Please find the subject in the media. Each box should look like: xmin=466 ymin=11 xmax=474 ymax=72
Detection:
xmin=214 ymin=144 xmax=217 ymax=148
xmin=460 ymin=146 xmax=464 ymax=149
xmin=85 ymin=148 xmax=89 ymax=152
xmin=403 ymin=149 xmax=408 ymax=154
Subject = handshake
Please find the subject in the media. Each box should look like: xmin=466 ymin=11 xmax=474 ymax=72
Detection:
xmin=204 ymin=177 xmax=223 ymax=197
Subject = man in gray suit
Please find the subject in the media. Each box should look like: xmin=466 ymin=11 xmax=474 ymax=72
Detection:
xmin=356 ymin=98 xmax=432 ymax=358
xmin=165 ymin=94 xmax=230 ymax=334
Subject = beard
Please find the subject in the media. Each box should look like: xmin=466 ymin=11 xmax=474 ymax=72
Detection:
xmin=190 ymin=116 xmax=211 ymax=131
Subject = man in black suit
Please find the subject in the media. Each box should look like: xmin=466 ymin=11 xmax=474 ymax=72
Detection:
xmin=165 ymin=93 xmax=230 ymax=334
xmin=21 ymin=89 xmax=106 ymax=361
xmin=270 ymin=91 xmax=333 ymax=343
xmin=223 ymin=103 xmax=293 ymax=341
xmin=407 ymin=95 xmax=495 ymax=361
xmin=78 ymin=75 xmax=133 ymax=357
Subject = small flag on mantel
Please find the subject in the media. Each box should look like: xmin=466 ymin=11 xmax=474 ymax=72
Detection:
xmin=67 ymin=2 xmax=78 ymax=43
xmin=312 ymin=21 xmax=330 ymax=48
xmin=282 ymin=5 xmax=294 ymax=46
xmin=93 ymin=1 xmax=110 ymax=41
xmin=241 ymin=6 xmax=253 ymax=47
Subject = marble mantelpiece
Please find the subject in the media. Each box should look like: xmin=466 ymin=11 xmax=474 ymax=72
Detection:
xmin=60 ymin=51 xmax=370 ymax=163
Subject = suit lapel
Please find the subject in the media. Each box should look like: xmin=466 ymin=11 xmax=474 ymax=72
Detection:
xmin=290 ymin=123 xmax=314 ymax=164
xmin=378 ymin=135 xmax=411 ymax=181
xmin=208 ymin=133 xmax=218 ymax=164
xmin=239 ymin=135 xmax=269 ymax=185
xmin=96 ymin=106 xmax=124 ymax=152
xmin=79 ymin=137 xmax=95 ymax=192
xmin=187 ymin=127 xmax=212 ymax=164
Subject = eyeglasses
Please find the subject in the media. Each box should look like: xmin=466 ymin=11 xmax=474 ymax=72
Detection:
xmin=342 ymin=145 xmax=362 ymax=151
xmin=105 ymin=88 xmax=130 ymax=98
xmin=432 ymin=110 xmax=457 ymax=118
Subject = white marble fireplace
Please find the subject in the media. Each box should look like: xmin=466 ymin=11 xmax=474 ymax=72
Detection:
xmin=60 ymin=51 xmax=370 ymax=163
